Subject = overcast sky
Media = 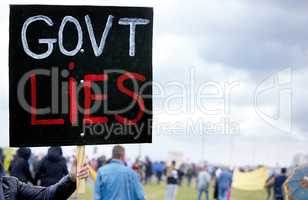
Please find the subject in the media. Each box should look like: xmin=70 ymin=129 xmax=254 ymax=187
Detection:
xmin=1 ymin=0 xmax=308 ymax=166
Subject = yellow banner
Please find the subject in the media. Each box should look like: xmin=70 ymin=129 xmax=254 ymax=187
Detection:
xmin=232 ymin=167 xmax=268 ymax=191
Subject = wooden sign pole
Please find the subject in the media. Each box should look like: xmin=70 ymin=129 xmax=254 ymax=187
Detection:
xmin=77 ymin=145 xmax=86 ymax=195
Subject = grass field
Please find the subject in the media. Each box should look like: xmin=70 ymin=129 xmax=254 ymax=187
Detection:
xmin=144 ymin=182 xmax=266 ymax=200
xmin=76 ymin=180 xmax=266 ymax=200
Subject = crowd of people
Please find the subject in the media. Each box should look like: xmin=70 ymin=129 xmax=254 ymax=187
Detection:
xmin=0 ymin=146 xmax=290 ymax=200
xmin=5 ymin=147 xmax=69 ymax=187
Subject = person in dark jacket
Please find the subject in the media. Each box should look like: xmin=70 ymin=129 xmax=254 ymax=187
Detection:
xmin=144 ymin=156 xmax=153 ymax=184
xmin=9 ymin=148 xmax=34 ymax=184
xmin=266 ymin=168 xmax=288 ymax=200
xmin=35 ymin=147 xmax=68 ymax=186
xmin=0 ymin=148 xmax=5 ymax=176
xmin=0 ymin=148 xmax=4 ymax=164
xmin=0 ymin=160 xmax=89 ymax=200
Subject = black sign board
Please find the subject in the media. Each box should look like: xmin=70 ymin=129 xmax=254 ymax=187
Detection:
xmin=9 ymin=5 xmax=153 ymax=147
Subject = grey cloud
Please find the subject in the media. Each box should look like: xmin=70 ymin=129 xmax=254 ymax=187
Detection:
xmin=154 ymin=0 xmax=308 ymax=76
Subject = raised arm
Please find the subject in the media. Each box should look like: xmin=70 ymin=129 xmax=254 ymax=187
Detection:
xmin=16 ymin=163 xmax=88 ymax=200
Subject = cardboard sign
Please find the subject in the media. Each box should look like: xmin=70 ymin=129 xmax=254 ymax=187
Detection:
xmin=9 ymin=5 xmax=153 ymax=147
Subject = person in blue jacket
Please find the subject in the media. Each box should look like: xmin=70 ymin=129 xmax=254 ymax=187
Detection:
xmin=217 ymin=168 xmax=233 ymax=200
xmin=94 ymin=145 xmax=145 ymax=200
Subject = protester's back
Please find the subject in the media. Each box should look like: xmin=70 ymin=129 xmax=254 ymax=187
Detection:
xmin=218 ymin=169 xmax=233 ymax=190
xmin=9 ymin=147 xmax=34 ymax=184
xmin=35 ymin=147 xmax=68 ymax=186
xmin=94 ymin=145 xmax=145 ymax=200
xmin=197 ymin=169 xmax=211 ymax=190
xmin=274 ymin=168 xmax=288 ymax=200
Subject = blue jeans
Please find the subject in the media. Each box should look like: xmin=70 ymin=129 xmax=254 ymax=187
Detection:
xmin=218 ymin=187 xmax=229 ymax=200
xmin=197 ymin=188 xmax=209 ymax=200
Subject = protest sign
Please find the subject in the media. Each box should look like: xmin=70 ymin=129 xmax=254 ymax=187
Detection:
xmin=9 ymin=5 xmax=153 ymax=147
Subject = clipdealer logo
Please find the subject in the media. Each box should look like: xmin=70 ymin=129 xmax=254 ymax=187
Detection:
xmin=254 ymin=67 xmax=293 ymax=133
